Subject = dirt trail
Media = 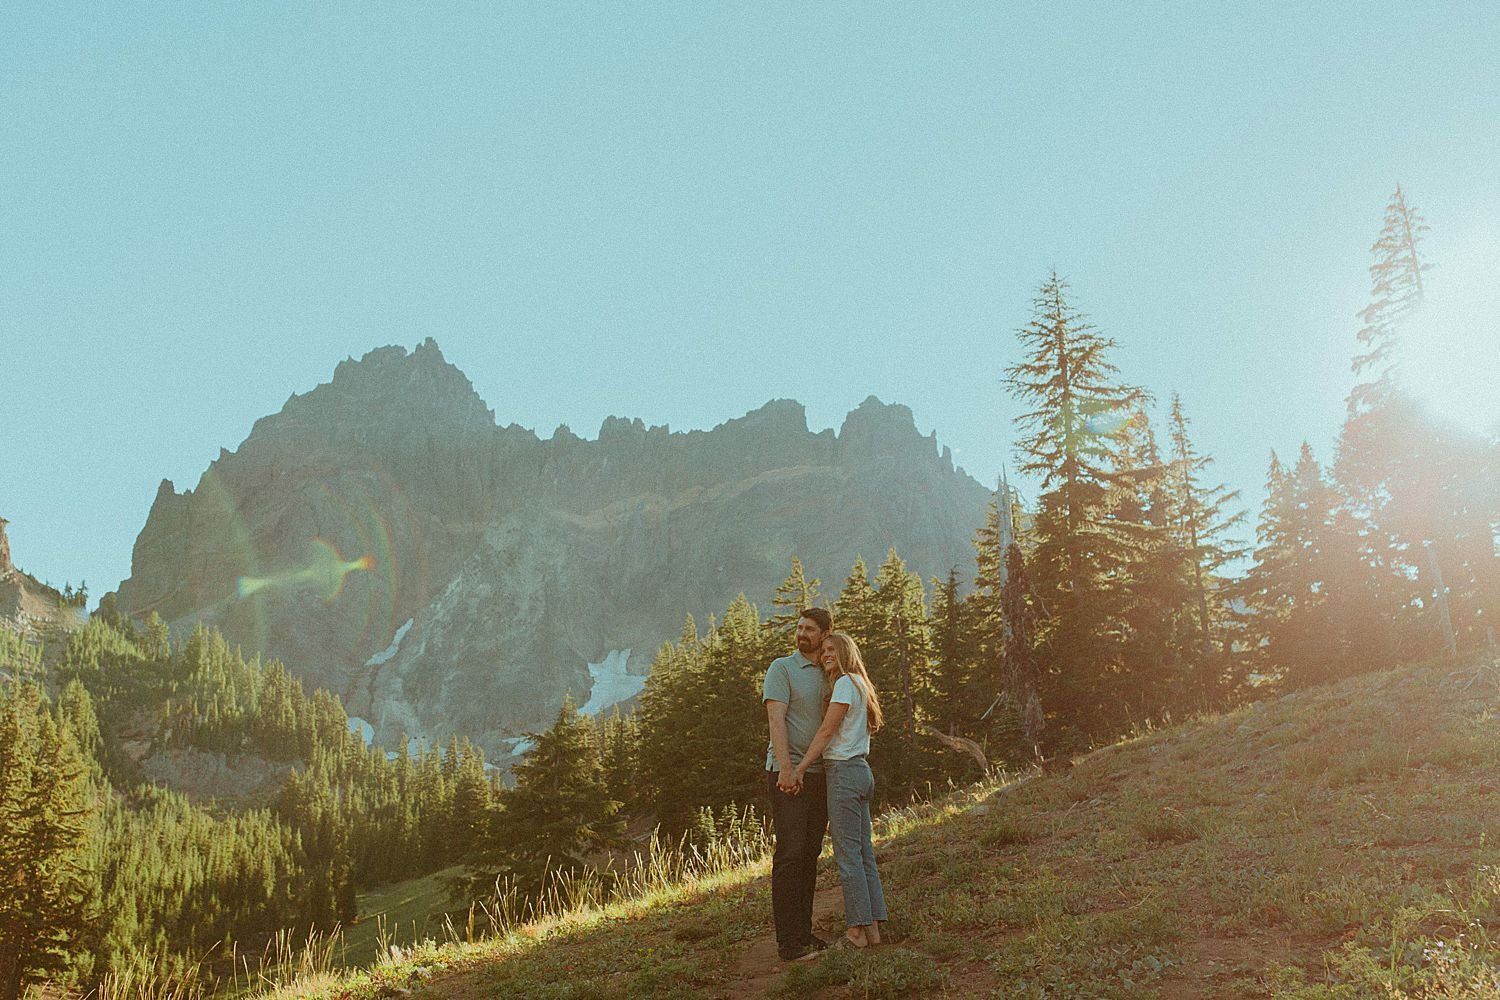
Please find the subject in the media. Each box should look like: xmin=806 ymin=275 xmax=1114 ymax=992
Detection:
xmin=722 ymin=882 xmax=846 ymax=999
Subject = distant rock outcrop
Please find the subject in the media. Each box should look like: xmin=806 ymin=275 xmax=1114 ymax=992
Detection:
xmin=112 ymin=341 xmax=993 ymax=757
xmin=0 ymin=516 xmax=79 ymax=640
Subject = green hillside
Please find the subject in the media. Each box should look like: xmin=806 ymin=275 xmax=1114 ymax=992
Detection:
xmin=267 ymin=655 xmax=1500 ymax=999
xmin=340 ymin=868 xmax=465 ymax=970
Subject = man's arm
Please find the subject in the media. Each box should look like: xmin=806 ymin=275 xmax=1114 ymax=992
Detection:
xmin=766 ymin=699 xmax=799 ymax=792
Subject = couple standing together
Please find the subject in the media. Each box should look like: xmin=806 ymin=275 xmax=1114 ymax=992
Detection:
xmin=763 ymin=607 xmax=888 ymax=961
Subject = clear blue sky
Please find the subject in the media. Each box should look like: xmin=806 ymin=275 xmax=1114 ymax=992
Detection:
xmin=3 ymin=3 xmax=1498 ymax=599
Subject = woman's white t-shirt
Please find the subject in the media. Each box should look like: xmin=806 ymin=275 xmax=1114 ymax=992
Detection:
xmin=825 ymin=674 xmax=871 ymax=761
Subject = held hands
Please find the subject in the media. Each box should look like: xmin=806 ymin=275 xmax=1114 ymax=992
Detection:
xmin=777 ymin=767 xmax=803 ymax=795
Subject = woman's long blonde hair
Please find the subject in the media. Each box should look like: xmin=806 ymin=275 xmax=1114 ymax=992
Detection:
xmin=824 ymin=631 xmax=883 ymax=733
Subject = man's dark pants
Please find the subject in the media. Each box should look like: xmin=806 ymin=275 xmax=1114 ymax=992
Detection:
xmin=767 ymin=769 xmax=828 ymax=950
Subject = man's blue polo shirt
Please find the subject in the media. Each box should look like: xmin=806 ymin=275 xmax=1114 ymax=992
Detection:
xmin=762 ymin=650 xmax=827 ymax=775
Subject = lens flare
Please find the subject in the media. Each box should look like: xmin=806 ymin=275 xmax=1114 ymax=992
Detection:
xmin=1394 ymin=235 xmax=1500 ymax=433
xmin=306 ymin=474 xmax=406 ymax=654
xmin=196 ymin=465 xmax=270 ymax=653
xmin=237 ymin=539 xmax=376 ymax=602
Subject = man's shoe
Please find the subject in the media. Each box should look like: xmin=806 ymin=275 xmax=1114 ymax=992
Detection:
xmin=777 ymin=942 xmax=821 ymax=962
xmin=809 ymin=935 xmax=832 ymax=952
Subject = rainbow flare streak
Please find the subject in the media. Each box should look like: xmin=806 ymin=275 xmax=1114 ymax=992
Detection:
xmin=236 ymin=539 xmax=375 ymax=602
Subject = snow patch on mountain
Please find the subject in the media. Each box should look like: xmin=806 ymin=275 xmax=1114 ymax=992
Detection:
xmin=365 ymin=618 xmax=414 ymax=666
xmin=577 ymin=649 xmax=645 ymax=716
xmin=347 ymin=717 xmax=375 ymax=747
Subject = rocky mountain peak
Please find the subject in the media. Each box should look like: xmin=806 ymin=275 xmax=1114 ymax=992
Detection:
xmin=246 ymin=341 xmax=497 ymax=453
xmin=598 ymin=415 xmax=650 ymax=443
xmin=837 ymin=395 xmax=938 ymax=465
xmin=839 ymin=395 xmax=917 ymax=437
xmin=112 ymin=349 xmax=993 ymax=759
xmin=0 ymin=516 xmax=12 ymax=576
xmin=721 ymin=398 xmax=808 ymax=435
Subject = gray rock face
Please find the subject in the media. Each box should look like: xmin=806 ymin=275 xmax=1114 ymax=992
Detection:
xmin=0 ymin=517 xmax=79 ymax=640
xmin=112 ymin=341 xmax=992 ymax=756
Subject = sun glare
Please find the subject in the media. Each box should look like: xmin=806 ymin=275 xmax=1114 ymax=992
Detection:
xmin=1395 ymin=237 xmax=1500 ymax=434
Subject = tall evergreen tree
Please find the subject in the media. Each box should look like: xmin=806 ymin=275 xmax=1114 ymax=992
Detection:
xmin=446 ymin=738 xmax=492 ymax=861
xmin=597 ymin=707 xmax=640 ymax=808
xmin=1237 ymin=445 xmax=1392 ymax=688
xmin=474 ymin=698 xmax=623 ymax=897
xmin=1336 ymin=184 xmax=1432 ymax=608
xmin=764 ymin=558 xmax=823 ymax=636
xmin=1004 ymin=272 xmax=1147 ymax=738
xmin=833 ymin=557 xmax=880 ymax=643
xmin=1109 ymin=405 xmax=1193 ymax=717
xmin=1348 ymin=184 xmax=1431 ymax=413
xmin=969 ymin=492 xmax=1009 ymax=704
xmin=998 ymin=543 xmax=1044 ymax=758
xmin=0 ymin=683 xmax=100 ymax=1000
xmin=1336 ymin=187 xmax=1496 ymax=654
xmin=57 ymin=681 xmax=103 ymax=766
xmin=635 ymin=601 xmax=773 ymax=833
xmin=871 ymin=550 xmax=931 ymax=741
xmin=927 ymin=568 xmax=976 ymax=734
xmin=847 ymin=550 xmax=937 ymax=802
xmin=1166 ymin=393 xmax=1248 ymax=700
xmin=635 ymin=623 xmax=707 ymax=831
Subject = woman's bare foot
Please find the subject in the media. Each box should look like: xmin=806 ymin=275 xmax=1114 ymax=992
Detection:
xmin=866 ymin=922 xmax=882 ymax=946
xmin=844 ymin=927 xmax=870 ymax=948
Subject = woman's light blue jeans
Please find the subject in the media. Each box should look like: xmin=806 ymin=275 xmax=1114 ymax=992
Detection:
xmin=825 ymin=756 xmax=888 ymax=928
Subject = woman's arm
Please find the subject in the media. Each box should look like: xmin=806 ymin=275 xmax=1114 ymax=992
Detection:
xmin=793 ymin=700 xmax=849 ymax=781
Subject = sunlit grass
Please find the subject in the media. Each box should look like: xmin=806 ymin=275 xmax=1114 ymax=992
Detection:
xmin=88 ymin=651 xmax=1500 ymax=999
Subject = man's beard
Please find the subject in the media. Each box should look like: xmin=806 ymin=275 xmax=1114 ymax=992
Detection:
xmin=796 ymin=636 xmax=821 ymax=654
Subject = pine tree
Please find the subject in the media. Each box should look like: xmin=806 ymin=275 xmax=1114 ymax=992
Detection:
xmin=1165 ymin=394 xmax=1247 ymax=700
xmin=1004 ymin=272 xmax=1147 ymax=738
xmin=847 ymin=550 xmax=936 ymax=802
xmin=1336 ymin=184 xmax=1432 ymax=607
xmin=475 ymin=698 xmax=623 ymax=897
xmin=1336 ymin=187 xmax=1496 ymax=654
xmin=999 ymin=543 xmax=1044 ymax=757
xmin=927 ymin=568 xmax=976 ymax=734
xmin=969 ymin=493 xmax=1008 ymax=704
xmin=56 ymin=681 xmax=103 ymax=783
xmin=0 ymin=633 xmax=41 ymax=682
xmin=636 ymin=598 xmax=775 ymax=832
xmin=696 ymin=595 xmax=778 ymax=819
xmin=764 ymin=558 xmax=823 ymax=637
xmin=871 ymin=550 xmax=930 ymax=739
xmin=635 ymin=625 xmax=706 ymax=832
xmin=447 ymin=739 xmax=492 ymax=860
xmin=1109 ymin=405 xmax=1192 ymax=717
xmin=143 ymin=613 xmax=171 ymax=663
xmin=0 ymin=683 xmax=100 ymax=1000
xmin=1237 ymin=445 xmax=1383 ymax=688
xmin=1348 ymin=184 xmax=1431 ymax=414
xmin=597 ymin=707 xmax=640 ymax=807
xmin=833 ymin=557 xmax=879 ymax=642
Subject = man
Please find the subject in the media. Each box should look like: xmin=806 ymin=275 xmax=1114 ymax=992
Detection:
xmin=763 ymin=607 xmax=833 ymax=961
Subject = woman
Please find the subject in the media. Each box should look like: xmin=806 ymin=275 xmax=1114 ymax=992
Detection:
xmin=792 ymin=631 xmax=888 ymax=950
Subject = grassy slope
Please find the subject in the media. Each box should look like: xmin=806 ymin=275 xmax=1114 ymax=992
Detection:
xmin=339 ymin=868 xmax=466 ymax=969
xmin=278 ymin=657 xmax=1500 ymax=999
